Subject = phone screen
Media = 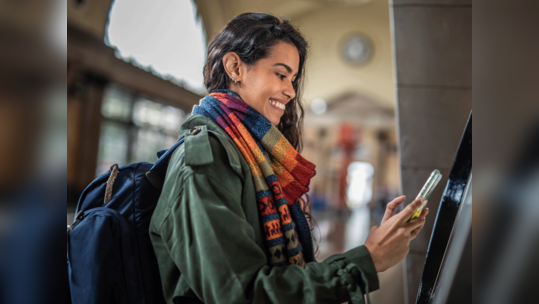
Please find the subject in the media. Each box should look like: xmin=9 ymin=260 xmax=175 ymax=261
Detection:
xmin=408 ymin=169 xmax=443 ymax=222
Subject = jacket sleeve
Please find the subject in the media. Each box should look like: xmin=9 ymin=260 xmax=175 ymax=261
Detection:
xmin=158 ymin=168 xmax=380 ymax=304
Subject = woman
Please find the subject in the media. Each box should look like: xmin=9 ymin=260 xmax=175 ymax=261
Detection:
xmin=150 ymin=13 xmax=428 ymax=304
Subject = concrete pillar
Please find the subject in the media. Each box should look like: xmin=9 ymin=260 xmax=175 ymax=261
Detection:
xmin=388 ymin=1 xmax=471 ymax=303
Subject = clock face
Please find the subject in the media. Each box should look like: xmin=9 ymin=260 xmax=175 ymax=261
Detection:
xmin=341 ymin=34 xmax=373 ymax=66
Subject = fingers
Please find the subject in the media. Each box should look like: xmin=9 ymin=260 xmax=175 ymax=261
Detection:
xmin=410 ymin=208 xmax=429 ymax=238
xmin=398 ymin=198 xmax=426 ymax=223
xmin=381 ymin=196 xmax=406 ymax=224
xmin=420 ymin=208 xmax=429 ymax=218
xmin=407 ymin=216 xmax=425 ymax=231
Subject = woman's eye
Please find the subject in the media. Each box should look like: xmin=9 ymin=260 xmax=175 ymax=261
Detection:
xmin=277 ymin=73 xmax=285 ymax=80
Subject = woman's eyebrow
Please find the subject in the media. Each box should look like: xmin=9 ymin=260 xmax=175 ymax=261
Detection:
xmin=274 ymin=63 xmax=298 ymax=77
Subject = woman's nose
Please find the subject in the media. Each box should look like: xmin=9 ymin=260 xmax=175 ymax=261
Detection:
xmin=284 ymin=80 xmax=296 ymax=101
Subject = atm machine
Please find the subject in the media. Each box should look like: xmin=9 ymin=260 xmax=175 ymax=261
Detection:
xmin=414 ymin=113 xmax=472 ymax=304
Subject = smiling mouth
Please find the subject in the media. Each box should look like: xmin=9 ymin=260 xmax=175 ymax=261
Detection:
xmin=269 ymin=99 xmax=286 ymax=111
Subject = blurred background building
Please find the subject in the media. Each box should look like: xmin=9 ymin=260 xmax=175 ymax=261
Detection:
xmin=67 ymin=0 xmax=471 ymax=303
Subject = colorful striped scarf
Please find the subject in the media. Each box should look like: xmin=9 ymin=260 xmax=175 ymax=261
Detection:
xmin=192 ymin=89 xmax=317 ymax=267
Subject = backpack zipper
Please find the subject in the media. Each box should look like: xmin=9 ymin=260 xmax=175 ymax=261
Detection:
xmin=67 ymin=211 xmax=86 ymax=235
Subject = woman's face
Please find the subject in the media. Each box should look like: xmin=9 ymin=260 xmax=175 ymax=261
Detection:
xmin=228 ymin=41 xmax=299 ymax=125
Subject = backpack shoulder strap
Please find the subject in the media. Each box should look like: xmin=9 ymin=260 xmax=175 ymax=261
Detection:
xmin=145 ymin=132 xmax=188 ymax=189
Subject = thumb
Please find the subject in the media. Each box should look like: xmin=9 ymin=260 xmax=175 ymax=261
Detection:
xmin=382 ymin=196 xmax=406 ymax=224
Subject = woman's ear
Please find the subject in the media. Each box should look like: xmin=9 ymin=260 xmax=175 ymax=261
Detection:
xmin=222 ymin=52 xmax=242 ymax=83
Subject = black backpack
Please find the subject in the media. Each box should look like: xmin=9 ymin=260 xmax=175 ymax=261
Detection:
xmin=67 ymin=129 xmax=193 ymax=304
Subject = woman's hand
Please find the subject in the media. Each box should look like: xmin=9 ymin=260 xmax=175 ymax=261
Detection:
xmin=364 ymin=196 xmax=429 ymax=273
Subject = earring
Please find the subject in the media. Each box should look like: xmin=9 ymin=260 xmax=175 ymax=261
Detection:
xmin=234 ymin=78 xmax=237 ymax=84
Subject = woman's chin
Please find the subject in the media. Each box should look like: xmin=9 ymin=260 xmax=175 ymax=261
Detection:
xmin=265 ymin=106 xmax=285 ymax=125
xmin=269 ymin=116 xmax=281 ymax=126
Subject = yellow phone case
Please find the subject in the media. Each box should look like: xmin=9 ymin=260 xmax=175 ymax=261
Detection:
xmin=408 ymin=169 xmax=442 ymax=221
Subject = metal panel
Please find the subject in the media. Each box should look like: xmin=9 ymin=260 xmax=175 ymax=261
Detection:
xmin=415 ymin=112 xmax=472 ymax=304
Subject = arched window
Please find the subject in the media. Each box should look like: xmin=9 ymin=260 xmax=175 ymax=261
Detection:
xmin=105 ymin=0 xmax=207 ymax=92
xmin=96 ymin=1 xmax=207 ymax=176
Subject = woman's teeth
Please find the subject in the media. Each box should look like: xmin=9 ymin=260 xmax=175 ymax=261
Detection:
xmin=269 ymin=99 xmax=286 ymax=111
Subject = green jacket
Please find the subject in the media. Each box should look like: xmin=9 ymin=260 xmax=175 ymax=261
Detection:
xmin=149 ymin=114 xmax=380 ymax=304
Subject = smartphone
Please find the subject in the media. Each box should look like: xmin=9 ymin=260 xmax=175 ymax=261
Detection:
xmin=408 ymin=169 xmax=443 ymax=222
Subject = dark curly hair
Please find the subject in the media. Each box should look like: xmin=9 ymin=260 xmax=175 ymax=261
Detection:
xmin=204 ymin=12 xmax=308 ymax=152
xmin=203 ymin=12 xmax=318 ymax=257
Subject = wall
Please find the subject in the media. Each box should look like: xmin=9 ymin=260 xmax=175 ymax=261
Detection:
xmin=389 ymin=1 xmax=472 ymax=303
